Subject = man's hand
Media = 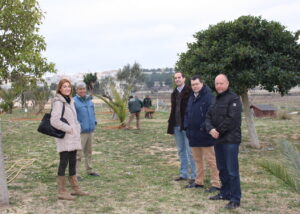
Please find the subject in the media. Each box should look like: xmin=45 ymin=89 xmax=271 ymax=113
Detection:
xmin=209 ymin=128 xmax=219 ymax=139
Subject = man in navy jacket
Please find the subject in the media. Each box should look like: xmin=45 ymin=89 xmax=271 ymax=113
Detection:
xmin=74 ymin=82 xmax=99 ymax=178
xmin=184 ymin=75 xmax=220 ymax=192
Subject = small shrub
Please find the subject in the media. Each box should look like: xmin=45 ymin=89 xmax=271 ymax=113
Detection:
xmin=276 ymin=111 xmax=292 ymax=120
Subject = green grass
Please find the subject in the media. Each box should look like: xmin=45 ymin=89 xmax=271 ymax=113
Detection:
xmin=1 ymin=107 xmax=300 ymax=213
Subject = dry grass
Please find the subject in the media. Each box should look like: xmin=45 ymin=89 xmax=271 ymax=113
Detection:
xmin=1 ymin=98 xmax=300 ymax=213
xmin=276 ymin=111 xmax=292 ymax=120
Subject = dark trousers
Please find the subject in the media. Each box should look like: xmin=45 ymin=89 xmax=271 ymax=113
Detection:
xmin=214 ymin=143 xmax=241 ymax=203
xmin=58 ymin=151 xmax=77 ymax=176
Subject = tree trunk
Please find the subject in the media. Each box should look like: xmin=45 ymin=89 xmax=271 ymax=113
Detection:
xmin=240 ymin=91 xmax=260 ymax=149
xmin=0 ymin=122 xmax=9 ymax=207
xmin=21 ymin=92 xmax=25 ymax=108
xmin=112 ymin=112 xmax=118 ymax=120
xmin=36 ymin=102 xmax=45 ymax=115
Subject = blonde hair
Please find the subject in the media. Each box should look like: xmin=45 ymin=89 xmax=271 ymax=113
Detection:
xmin=56 ymin=79 xmax=72 ymax=97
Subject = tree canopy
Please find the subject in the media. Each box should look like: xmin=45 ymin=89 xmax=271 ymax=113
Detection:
xmin=0 ymin=0 xmax=55 ymax=82
xmin=83 ymin=73 xmax=98 ymax=94
xmin=176 ymin=15 xmax=300 ymax=96
xmin=176 ymin=15 xmax=300 ymax=148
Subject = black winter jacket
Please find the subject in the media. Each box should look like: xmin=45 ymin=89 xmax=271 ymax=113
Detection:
xmin=205 ymin=89 xmax=242 ymax=144
xmin=184 ymin=85 xmax=215 ymax=147
xmin=167 ymin=85 xmax=192 ymax=134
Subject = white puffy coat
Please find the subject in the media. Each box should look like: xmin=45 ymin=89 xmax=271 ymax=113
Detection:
xmin=50 ymin=94 xmax=82 ymax=153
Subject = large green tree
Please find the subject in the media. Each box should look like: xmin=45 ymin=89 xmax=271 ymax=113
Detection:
xmin=0 ymin=0 xmax=55 ymax=82
xmin=176 ymin=16 xmax=300 ymax=148
xmin=0 ymin=0 xmax=55 ymax=205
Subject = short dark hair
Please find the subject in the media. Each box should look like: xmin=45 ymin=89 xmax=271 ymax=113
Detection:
xmin=191 ymin=75 xmax=203 ymax=83
xmin=129 ymin=96 xmax=133 ymax=99
xmin=174 ymin=71 xmax=185 ymax=78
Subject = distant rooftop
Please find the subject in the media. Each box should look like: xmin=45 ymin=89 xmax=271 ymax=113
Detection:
xmin=250 ymin=104 xmax=277 ymax=111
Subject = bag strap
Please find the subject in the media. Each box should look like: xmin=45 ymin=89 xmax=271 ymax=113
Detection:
xmin=60 ymin=102 xmax=65 ymax=119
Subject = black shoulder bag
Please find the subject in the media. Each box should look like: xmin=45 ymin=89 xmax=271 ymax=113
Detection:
xmin=37 ymin=103 xmax=69 ymax=138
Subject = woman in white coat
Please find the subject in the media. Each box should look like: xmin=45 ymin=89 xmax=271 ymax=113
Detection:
xmin=50 ymin=79 xmax=89 ymax=200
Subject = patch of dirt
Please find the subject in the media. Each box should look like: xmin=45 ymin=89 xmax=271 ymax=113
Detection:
xmin=102 ymin=125 xmax=124 ymax=130
xmin=164 ymin=156 xmax=180 ymax=167
xmin=291 ymin=134 xmax=300 ymax=140
xmin=146 ymin=119 xmax=167 ymax=123
xmin=93 ymin=151 xmax=102 ymax=155
xmin=146 ymin=145 xmax=179 ymax=166
xmin=146 ymin=145 xmax=177 ymax=154
xmin=241 ymin=141 xmax=275 ymax=152
xmin=101 ymin=119 xmax=117 ymax=123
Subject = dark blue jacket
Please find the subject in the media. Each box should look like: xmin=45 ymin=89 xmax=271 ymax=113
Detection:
xmin=184 ymin=85 xmax=215 ymax=147
xmin=74 ymin=95 xmax=97 ymax=133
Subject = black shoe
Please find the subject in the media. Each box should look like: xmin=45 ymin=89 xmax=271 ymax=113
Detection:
xmin=225 ymin=201 xmax=240 ymax=209
xmin=205 ymin=186 xmax=220 ymax=193
xmin=185 ymin=183 xmax=204 ymax=188
xmin=174 ymin=177 xmax=188 ymax=181
xmin=88 ymin=172 xmax=100 ymax=176
xmin=209 ymin=193 xmax=230 ymax=200
xmin=188 ymin=179 xmax=195 ymax=184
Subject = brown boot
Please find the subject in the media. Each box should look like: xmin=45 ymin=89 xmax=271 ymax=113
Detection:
xmin=68 ymin=175 xmax=89 ymax=196
xmin=57 ymin=176 xmax=76 ymax=200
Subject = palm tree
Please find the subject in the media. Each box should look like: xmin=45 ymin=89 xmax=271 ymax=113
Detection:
xmin=97 ymin=86 xmax=130 ymax=127
xmin=0 ymin=88 xmax=18 ymax=114
xmin=258 ymin=140 xmax=300 ymax=194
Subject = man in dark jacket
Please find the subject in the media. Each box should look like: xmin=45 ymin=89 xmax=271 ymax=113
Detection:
xmin=206 ymin=74 xmax=242 ymax=209
xmin=143 ymin=95 xmax=153 ymax=119
xmin=126 ymin=95 xmax=143 ymax=130
xmin=167 ymin=72 xmax=196 ymax=182
xmin=184 ymin=75 xmax=220 ymax=192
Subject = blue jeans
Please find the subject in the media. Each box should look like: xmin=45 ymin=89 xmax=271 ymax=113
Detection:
xmin=214 ymin=143 xmax=241 ymax=203
xmin=174 ymin=126 xmax=196 ymax=179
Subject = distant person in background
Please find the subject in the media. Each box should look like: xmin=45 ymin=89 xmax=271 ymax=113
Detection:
xmin=184 ymin=75 xmax=220 ymax=192
xmin=74 ymin=82 xmax=99 ymax=180
xmin=206 ymin=74 xmax=242 ymax=209
xmin=167 ymin=72 xmax=196 ymax=183
xmin=50 ymin=79 xmax=89 ymax=200
xmin=143 ymin=95 xmax=153 ymax=119
xmin=125 ymin=95 xmax=143 ymax=130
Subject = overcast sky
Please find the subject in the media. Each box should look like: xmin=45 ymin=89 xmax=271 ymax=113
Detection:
xmin=39 ymin=0 xmax=300 ymax=75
